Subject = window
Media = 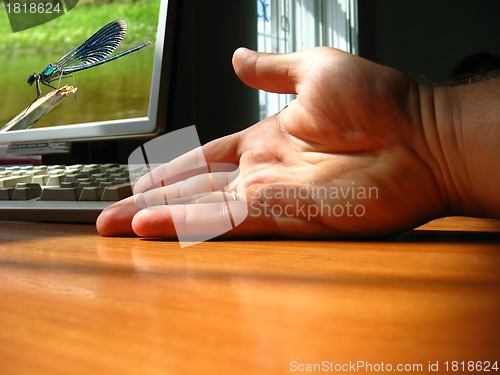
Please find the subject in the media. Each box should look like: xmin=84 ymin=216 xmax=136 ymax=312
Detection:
xmin=257 ymin=0 xmax=358 ymax=119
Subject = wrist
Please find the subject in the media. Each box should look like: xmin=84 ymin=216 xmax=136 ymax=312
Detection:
xmin=419 ymin=80 xmax=500 ymax=218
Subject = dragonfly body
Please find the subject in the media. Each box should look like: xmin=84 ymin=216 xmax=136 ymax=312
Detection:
xmin=28 ymin=64 xmax=63 ymax=97
xmin=27 ymin=20 xmax=151 ymax=102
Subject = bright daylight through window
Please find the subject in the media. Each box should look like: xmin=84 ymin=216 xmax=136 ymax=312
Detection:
xmin=257 ymin=0 xmax=358 ymax=119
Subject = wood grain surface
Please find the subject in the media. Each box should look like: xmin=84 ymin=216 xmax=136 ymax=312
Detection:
xmin=1 ymin=217 xmax=499 ymax=375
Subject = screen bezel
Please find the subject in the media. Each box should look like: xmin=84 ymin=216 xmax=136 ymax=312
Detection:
xmin=0 ymin=0 xmax=174 ymax=147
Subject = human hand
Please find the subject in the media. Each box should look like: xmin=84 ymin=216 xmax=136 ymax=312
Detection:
xmin=97 ymin=47 xmax=450 ymax=239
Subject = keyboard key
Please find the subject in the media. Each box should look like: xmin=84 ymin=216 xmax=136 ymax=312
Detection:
xmin=100 ymin=163 xmax=120 ymax=173
xmin=113 ymin=177 xmax=130 ymax=184
xmin=60 ymin=182 xmax=77 ymax=188
xmin=46 ymin=174 xmax=65 ymax=186
xmin=104 ymin=167 xmax=126 ymax=176
xmin=67 ymin=164 xmax=85 ymax=171
xmin=79 ymin=187 xmax=104 ymax=201
xmin=12 ymin=183 xmax=42 ymax=200
xmin=64 ymin=174 xmax=79 ymax=183
xmin=32 ymin=175 xmax=49 ymax=186
xmin=78 ymin=181 xmax=94 ymax=188
xmin=83 ymin=164 xmax=101 ymax=170
xmin=99 ymin=181 xmax=114 ymax=188
xmin=83 ymin=166 xmax=101 ymax=175
xmin=48 ymin=169 xmax=65 ymax=175
xmin=0 ymin=188 xmax=15 ymax=200
xmin=25 ymin=169 xmax=46 ymax=177
xmin=101 ymin=183 xmax=133 ymax=201
xmin=40 ymin=187 xmax=79 ymax=201
xmin=109 ymin=173 xmax=126 ymax=180
xmin=47 ymin=165 xmax=64 ymax=171
xmin=0 ymin=175 xmax=32 ymax=188
xmin=91 ymin=173 xmax=105 ymax=180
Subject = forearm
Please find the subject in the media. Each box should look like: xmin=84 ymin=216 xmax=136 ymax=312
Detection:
xmin=423 ymin=79 xmax=500 ymax=218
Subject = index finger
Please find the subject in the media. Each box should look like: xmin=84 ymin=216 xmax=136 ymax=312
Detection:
xmin=132 ymin=131 xmax=241 ymax=194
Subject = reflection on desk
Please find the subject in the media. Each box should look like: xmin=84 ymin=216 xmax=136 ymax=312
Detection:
xmin=0 ymin=217 xmax=499 ymax=375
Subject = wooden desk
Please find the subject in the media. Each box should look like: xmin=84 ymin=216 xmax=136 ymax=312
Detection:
xmin=1 ymin=217 xmax=499 ymax=375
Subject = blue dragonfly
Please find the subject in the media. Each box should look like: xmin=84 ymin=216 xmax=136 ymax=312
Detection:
xmin=27 ymin=19 xmax=151 ymax=102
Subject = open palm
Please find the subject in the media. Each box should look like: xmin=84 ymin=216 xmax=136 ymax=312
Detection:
xmin=97 ymin=47 xmax=448 ymax=239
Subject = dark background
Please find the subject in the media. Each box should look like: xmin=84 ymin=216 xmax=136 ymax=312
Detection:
xmin=358 ymin=0 xmax=500 ymax=83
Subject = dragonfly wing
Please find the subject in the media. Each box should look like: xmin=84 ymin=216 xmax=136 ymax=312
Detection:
xmin=56 ymin=20 xmax=127 ymax=71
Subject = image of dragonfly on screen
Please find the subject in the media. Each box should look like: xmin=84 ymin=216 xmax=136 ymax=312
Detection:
xmin=27 ymin=19 xmax=152 ymax=104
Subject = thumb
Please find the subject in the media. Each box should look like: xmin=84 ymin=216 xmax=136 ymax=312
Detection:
xmin=232 ymin=47 xmax=303 ymax=95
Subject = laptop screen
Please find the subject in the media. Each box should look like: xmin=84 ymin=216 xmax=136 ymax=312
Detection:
xmin=0 ymin=0 xmax=174 ymax=149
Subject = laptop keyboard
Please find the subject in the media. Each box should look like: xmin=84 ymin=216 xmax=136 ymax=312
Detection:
xmin=0 ymin=164 xmax=138 ymax=223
